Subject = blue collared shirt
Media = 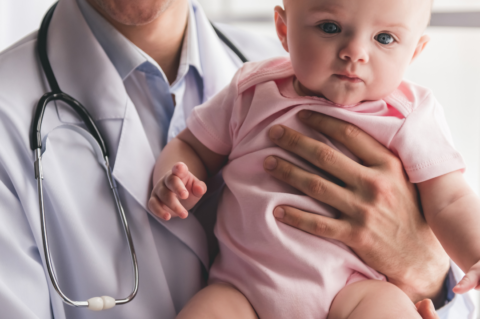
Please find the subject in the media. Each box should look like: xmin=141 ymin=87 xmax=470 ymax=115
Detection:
xmin=77 ymin=0 xmax=203 ymax=157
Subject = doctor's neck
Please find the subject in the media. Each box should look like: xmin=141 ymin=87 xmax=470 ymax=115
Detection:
xmin=86 ymin=0 xmax=189 ymax=84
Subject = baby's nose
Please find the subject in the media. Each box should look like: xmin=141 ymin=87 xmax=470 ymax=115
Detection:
xmin=339 ymin=38 xmax=369 ymax=63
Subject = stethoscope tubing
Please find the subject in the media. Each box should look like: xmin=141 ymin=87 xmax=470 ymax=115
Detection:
xmin=32 ymin=2 xmax=139 ymax=310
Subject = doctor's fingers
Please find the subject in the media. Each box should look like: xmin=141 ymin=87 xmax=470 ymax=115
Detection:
xmin=264 ymin=156 xmax=356 ymax=215
xmin=296 ymin=111 xmax=394 ymax=167
xmin=268 ymin=125 xmax=368 ymax=186
xmin=273 ymin=206 xmax=351 ymax=243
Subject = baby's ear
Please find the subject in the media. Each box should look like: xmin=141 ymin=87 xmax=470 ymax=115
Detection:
xmin=410 ymin=34 xmax=430 ymax=64
xmin=274 ymin=6 xmax=289 ymax=52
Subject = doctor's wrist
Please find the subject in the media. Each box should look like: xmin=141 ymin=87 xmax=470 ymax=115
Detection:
xmin=388 ymin=254 xmax=449 ymax=309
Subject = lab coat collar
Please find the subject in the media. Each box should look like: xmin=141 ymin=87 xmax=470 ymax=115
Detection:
xmin=191 ymin=0 xmax=241 ymax=104
xmin=48 ymin=0 xmax=240 ymax=122
xmin=76 ymin=0 xmax=146 ymax=81
xmin=47 ymin=0 xmax=127 ymax=122
xmin=76 ymin=0 xmax=203 ymax=85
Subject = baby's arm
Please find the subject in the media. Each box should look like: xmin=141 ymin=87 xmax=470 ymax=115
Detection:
xmin=417 ymin=171 xmax=480 ymax=293
xmin=148 ymin=128 xmax=227 ymax=220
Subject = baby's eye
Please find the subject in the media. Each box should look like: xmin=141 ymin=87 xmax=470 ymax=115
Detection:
xmin=320 ymin=22 xmax=340 ymax=34
xmin=375 ymin=33 xmax=394 ymax=45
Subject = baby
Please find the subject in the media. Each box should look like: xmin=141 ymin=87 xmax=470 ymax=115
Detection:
xmin=148 ymin=0 xmax=480 ymax=318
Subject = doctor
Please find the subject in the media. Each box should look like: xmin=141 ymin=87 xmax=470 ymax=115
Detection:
xmin=0 ymin=0 xmax=473 ymax=318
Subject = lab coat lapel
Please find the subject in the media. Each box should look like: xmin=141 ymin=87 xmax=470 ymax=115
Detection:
xmin=48 ymin=0 xmax=209 ymax=269
xmin=113 ymin=98 xmax=210 ymax=269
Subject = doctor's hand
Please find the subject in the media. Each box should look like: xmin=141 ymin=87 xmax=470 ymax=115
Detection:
xmin=264 ymin=111 xmax=450 ymax=307
xmin=148 ymin=162 xmax=207 ymax=221
xmin=416 ymin=299 xmax=440 ymax=319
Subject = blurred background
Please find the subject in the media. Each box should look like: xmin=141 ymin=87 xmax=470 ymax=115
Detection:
xmin=1 ymin=0 xmax=480 ymax=316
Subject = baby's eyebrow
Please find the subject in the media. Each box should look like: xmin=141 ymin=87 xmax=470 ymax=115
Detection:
xmin=308 ymin=3 xmax=344 ymax=15
xmin=379 ymin=22 xmax=410 ymax=31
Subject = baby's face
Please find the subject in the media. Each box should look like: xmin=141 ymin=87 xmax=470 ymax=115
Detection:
xmin=275 ymin=0 xmax=431 ymax=105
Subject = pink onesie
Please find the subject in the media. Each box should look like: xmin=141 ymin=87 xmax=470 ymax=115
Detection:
xmin=187 ymin=57 xmax=465 ymax=319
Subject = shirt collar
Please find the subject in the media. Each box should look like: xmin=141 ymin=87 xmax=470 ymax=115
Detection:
xmin=76 ymin=0 xmax=203 ymax=85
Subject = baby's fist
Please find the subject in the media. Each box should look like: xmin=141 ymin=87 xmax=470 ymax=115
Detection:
xmin=148 ymin=162 xmax=207 ymax=221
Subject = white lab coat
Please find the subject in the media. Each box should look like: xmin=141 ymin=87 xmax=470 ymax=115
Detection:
xmin=0 ymin=0 xmax=474 ymax=318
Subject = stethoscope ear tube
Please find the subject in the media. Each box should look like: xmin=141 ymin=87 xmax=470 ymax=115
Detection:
xmin=33 ymin=1 xmax=108 ymax=158
xmin=37 ymin=3 xmax=61 ymax=94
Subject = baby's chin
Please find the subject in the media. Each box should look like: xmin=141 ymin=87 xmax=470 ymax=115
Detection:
xmin=324 ymin=90 xmax=394 ymax=107
xmin=296 ymin=80 xmax=389 ymax=106
xmin=323 ymin=93 xmax=365 ymax=107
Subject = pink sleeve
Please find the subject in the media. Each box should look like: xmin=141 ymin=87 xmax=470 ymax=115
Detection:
xmin=186 ymin=69 xmax=242 ymax=155
xmin=389 ymin=92 xmax=465 ymax=183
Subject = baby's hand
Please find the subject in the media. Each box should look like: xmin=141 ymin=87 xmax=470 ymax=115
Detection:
xmin=148 ymin=162 xmax=207 ymax=221
xmin=453 ymin=260 xmax=480 ymax=294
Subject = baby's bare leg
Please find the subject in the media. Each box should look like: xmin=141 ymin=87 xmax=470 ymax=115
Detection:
xmin=328 ymin=280 xmax=422 ymax=319
xmin=176 ymin=283 xmax=258 ymax=319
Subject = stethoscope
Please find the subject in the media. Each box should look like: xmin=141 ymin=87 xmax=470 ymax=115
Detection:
xmin=31 ymin=2 xmax=248 ymax=312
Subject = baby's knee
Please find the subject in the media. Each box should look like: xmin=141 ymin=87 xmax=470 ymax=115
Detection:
xmin=328 ymin=280 xmax=421 ymax=319
xmin=176 ymin=283 xmax=258 ymax=319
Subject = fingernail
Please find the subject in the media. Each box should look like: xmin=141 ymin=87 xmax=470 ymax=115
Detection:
xmin=264 ymin=156 xmax=278 ymax=170
xmin=269 ymin=125 xmax=285 ymax=140
xmin=274 ymin=207 xmax=285 ymax=219
xmin=298 ymin=110 xmax=312 ymax=119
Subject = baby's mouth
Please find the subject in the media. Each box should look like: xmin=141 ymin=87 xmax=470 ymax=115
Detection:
xmin=334 ymin=74 xmax=363 ymax=83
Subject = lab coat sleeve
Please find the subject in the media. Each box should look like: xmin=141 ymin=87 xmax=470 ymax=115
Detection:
xmin=437 ymin=262 xmax=476 ymax=319
xmin=0 ymin=162 xmax=52 ymax=318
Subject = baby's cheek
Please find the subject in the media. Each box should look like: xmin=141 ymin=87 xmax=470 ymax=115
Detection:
xmin=290 ymin=39 xmax=328 ymax=81
xmin=291 ymin=52 xmax=317 ymax=77
xmin=292 ymin=55 xmax=330 ymax=93
xmin=368 ymin=73 xmax=403 ymax=101
xmin=367 ymin=59 xmax=408 ymax=100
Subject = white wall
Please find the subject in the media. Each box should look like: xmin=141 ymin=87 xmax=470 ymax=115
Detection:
xmin=0 ymin=0 xmax=56 ymax=51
